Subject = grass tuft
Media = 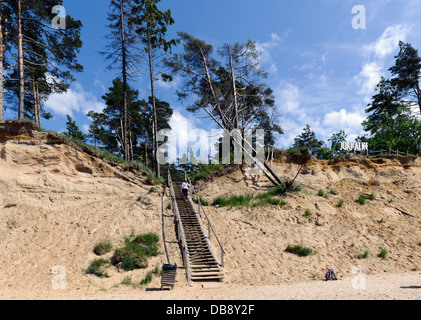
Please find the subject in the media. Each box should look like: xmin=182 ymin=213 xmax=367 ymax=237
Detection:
xmin=285 ymin=244 xmax=315 ymax=257
xmin=93 ymin=241 xmax=113 ymax=256
xmin=330 ymin=189 xmax=339 ymax=195
xmin=212 ymin=184 xmax=290 ymax=208
xmin=112 ymin=233 xmax=160 ymax=271
xmin=355 ymin=250 xmax=369 ymax=259
xmin=356 ymin=194 xmax=367 ymax=205
xmin=85 ymin=258 xmax=111 ymax=277
xmin=378 ymin=248 xmax=388 ymax=260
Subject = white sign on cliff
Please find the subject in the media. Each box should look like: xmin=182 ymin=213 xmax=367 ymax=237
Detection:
xmin=340 ymin=142 xmax=368 ymax=152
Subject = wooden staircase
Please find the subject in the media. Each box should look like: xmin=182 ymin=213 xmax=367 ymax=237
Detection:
xmin=172 ymin=183 xmax=224 ymax=283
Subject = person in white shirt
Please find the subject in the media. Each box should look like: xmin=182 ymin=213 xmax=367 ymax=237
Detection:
xmin=181 ymin=179 xmax=190 ymax=200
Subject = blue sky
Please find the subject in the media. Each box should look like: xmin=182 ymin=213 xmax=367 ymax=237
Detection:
xmin=28 ymin=0 xmax=421 ymax=155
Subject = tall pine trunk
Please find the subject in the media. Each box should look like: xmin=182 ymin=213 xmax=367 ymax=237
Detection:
xmin=17 ymin=0 xmax=25 ymax=120
xmin=32 ymin=74 xmax=38 ymax=126
xmin=36 ymin=82 xmax=41 ymax=127
xmin=144 ymin=128 xmax=149 ymax=167
xmin=228 ymin=45 xmax=239 ymax=129
xmin=147 ymin=29 xmax=159 ymax=177
xmin=120 ymin=0 xmax=129 ymax=162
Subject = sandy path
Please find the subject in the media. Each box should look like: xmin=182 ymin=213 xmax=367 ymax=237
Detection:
xmin=2 ymin=272 xmax=420 ymax=300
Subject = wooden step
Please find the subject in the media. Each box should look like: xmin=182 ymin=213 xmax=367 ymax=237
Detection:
xmin=187 ymin=245 xmax=209 ymax=249
xmin=191 ymin=269 xmax=221 ymax=273
xmin=191 ymin=271 xmax=224 ymax=276
xmin=188 ymin=247 xmax=209 ymax=251
xmin=191 ymin=275 xmax=224 ymax=281
xmin=191 ymin=264 xmax=219 ymax=268
xmin=185 ymin=235 xmax=206 ymax=240
xmin=189 ymin=252 xmax=214 ymax=257
xmin=190 ymin=257 xmax=216 ymax=262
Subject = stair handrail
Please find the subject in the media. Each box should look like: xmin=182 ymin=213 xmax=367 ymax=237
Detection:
xmin=184 ymin=171 xmax=225 ymax=267
xmin=168 ymin=170 xmax=192 ymax=285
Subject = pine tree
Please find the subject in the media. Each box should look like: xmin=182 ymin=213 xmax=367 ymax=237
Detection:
xmin=363 ymin=77 xmax=421 ymax=154
xmin=86 ymin=77 xmax=162 ymax=162
xmin=139 ymin=96 xmax=173 ymax=167
xmin=102 ymin=0 xmax=139 ymax=161
xmin=0 ymin=0 xmax=14 ymax=121
xmin=389 ymin=41 xmax=421 ymax=115
xmin=164 ymin=33 xmax=284 ymax=186
xmin=328 ymin=130 xmax=347 ymax=153
xmin=65 ymin=114 xmax=85 ymax=142
xmin=292 ymin=124 xmax=324 ymax=155
xmin=5 ymin=0 xmax=83 ymax=122
xmin=132 ymin=0 xmax=178 ymax=177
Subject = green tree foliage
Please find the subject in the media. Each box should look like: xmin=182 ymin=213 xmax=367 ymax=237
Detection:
xmin=86 ymin=77 xmax=172 ymax=166
xmin=102 ymin=0 xmax=139 ymax=161
xmin=132 ymin=0 xmax=178 ymax=177
xmin=0 ymin=1 xmax=13 ymax=120
xmin=361 ymin=42 xmax=421 ymax=155
xmin=361 ymin=106 xmax=421 ymax=154
xmin=65 ymin=114 xmax=85 ymax=142
xmin=87 ymin=77 xmax=142 ymax=158
xmin=139 ymin=96 xmax=173 ymax=167
xmin=389 ymin=41 xmax=421 ymax=115
xmin=292 ymin=124 xmax=324 ymax=156
xmin=4 ymin=0 xmax=82 ymax=122
xmin=164 ymin=32 xmax=283 ymax=151
xmin=328 ymin=130 xmax=347 ymax=153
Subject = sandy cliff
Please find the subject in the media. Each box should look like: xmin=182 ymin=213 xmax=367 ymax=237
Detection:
xmin=1 ymin=121 xmax=420 ymax=299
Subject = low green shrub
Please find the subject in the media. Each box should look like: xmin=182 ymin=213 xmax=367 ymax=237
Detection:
xmin=367 ymin=192 xmax=375 ymax=200
xmin=212 ymin=184 xmax=289 ymax=208
xmin=355 ymin=250 xmax=369 ymax=259
xmin=139 ymin=266 xmax=162 ymax=286
xmin=212 ymin=194 xmax=253 ymax=207
xmin=112 ymin=233 xmax=160 ymax=271
xmin=285 ymin=244 xmax=315 ymax=257
xmin=139 ymin=271 xmax=154 ymax=286
xmin=317 ymin=189 xmax=329 ymax=199
xmin=85 ymin=258 xmax=110 ymax=277
xmin=192 ymin=195 xmax=209 ymax=206
xmin=356 ymin=194 xmax=367 ymax=205
xmin=356 ymin=192 xmax=375 ymax=205
xmin=303 ymin=209 xmax=311 ymax=217
xmin=93 ymin=241 xmax=113 ymax=256
xmin=378 ymin=248 xmax=388 ymax=260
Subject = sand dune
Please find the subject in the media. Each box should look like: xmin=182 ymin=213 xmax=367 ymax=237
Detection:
xmin=1 ymin=121 xmax=420 ymax=300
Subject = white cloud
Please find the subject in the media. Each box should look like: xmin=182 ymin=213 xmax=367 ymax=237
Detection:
xmin=276 ymin=81 xmax=300 ymax=114
xmin=363 ymin=25 xmax=410 ymax=58
xmin=255 ymin=31 xmax=290 ymax=74
xmin=354 ymin=62 xmax=383 ymax=96
xmin=355 ymin=24 xmax=411 ymax=99
xmin=323 ymin=108 xmax=365 ymax=131
xmin=274 ymin=81 xmax=326 ymax=148
xmin=45 ymin=82 xmax=105 ymax=117
xmin=81 ymin=124 xmax=90 ymax=134
xmin=165 ymin=109 xmax=210 ymax=163
xmin=273 ymin=79 xmax=366 ymax=149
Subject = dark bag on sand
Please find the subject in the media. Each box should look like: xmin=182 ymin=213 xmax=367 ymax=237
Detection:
xmin=325 ymin=269 xmax=337 ymax=281
xmin=163 ymin=264 xmax=177 ymax=271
